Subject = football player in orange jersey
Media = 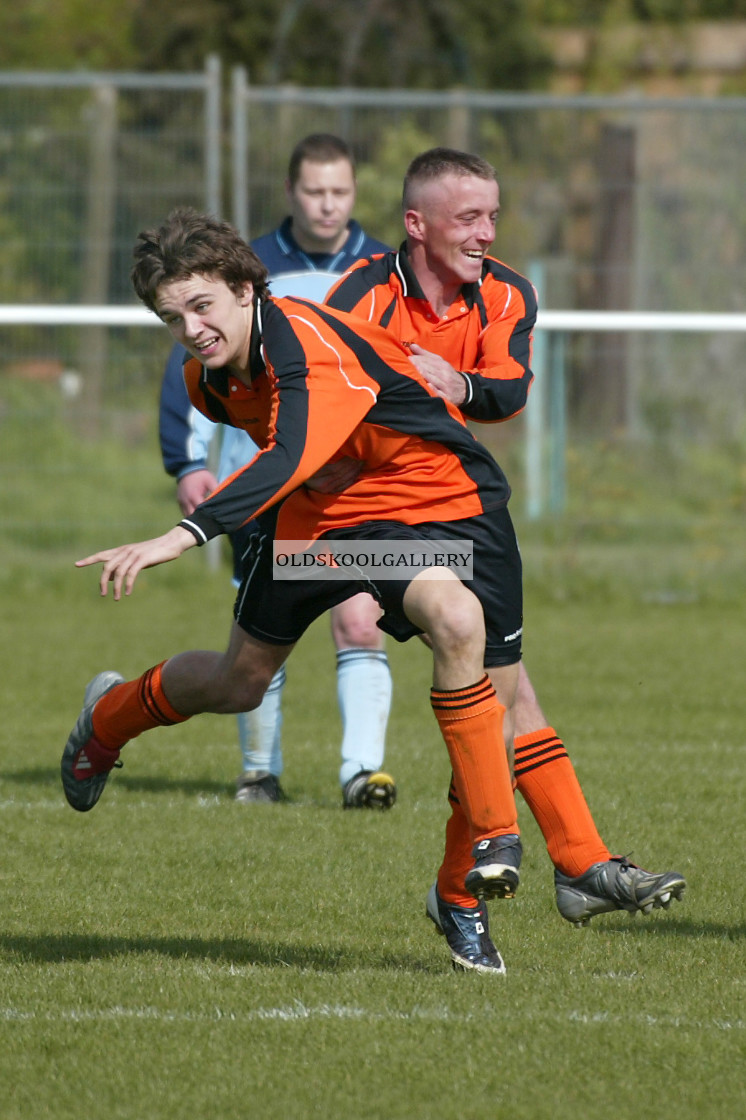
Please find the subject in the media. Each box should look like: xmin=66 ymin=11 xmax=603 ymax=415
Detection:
xmin=325 ymin=148 xmax=686 ymax=957
xmin=159 ymin=134 xmax=394 ymax=810
xmin=63 ymin=206 xmax=532 ymax=974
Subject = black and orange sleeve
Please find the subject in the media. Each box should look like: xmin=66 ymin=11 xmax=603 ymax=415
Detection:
xmin=179 ymin=300 xmax=379 ymax=544
xmin=459 ymin=265 xmax=537 ymax=424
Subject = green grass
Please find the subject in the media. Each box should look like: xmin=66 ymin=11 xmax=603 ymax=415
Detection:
xmin=1 ymin=386 xmax=745 ymax=1118
xmin=1 ymin=562 xmax=744 ymax=1120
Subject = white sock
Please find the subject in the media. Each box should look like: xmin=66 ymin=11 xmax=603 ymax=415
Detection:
xmin=236 ymin=666 xmax=286 ymax=776
xmin=336 ymin=649 xmax=392 ymax=787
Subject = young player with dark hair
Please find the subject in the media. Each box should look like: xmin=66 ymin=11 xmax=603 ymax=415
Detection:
xmin=62 ymin=206 xmax=532 ymax=974
xmin=159 ymin=134 xmax=393 ymax=809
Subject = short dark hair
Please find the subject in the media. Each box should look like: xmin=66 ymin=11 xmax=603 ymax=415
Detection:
xmin=402 ymin=147 xmax=497 ymax=210
xmin=131 ymin=207 xmax=269 ymax=313
xmin=287 ymin=133 xmax=355 ymax=186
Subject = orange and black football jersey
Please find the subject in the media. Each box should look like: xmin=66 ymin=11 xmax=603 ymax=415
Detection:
xmin=179 ymin=295 xmax=515 ymax=546
xmin=324 ymin=243 xmax=536 ymax=424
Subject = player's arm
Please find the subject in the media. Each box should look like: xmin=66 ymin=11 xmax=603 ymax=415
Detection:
xmin=183 ymin=386 xmax=371 ymax=542
xmin=406 ymin=318 xmax=535 ymax=421
xmin=455 ymin=282 xmax=537 ymax=423
xmin=180 ymin=310 xmax=376 ymax=543
xmin=159 ymin=343 xmax=219 ymax=512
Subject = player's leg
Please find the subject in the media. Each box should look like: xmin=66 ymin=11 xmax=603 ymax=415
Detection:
xmin=512 ymin=661 xmax=610 ymax=876
xmin=403 ymin=567 xmax=521 ymax=897
xmin=330 ymin=593 xmax=395 ymax=810
xmin=229 ymin=523 xmax=286 ymax=803
xmin=231 ymin=532 xmax=367 ymax=806
xmin=402 ymin=567 xmax=518 ymax=975
xmin=62 ymin=536 xmax=361 ymax=813
xmin=330 ymin=515 xmax=520 ymax=973
xmin=61 ymin=624 xmax=291 ymax=812
xmin=513 ymin=663 xmax=686 ymax=925
xmin=435 ymin=658 xmax=687 ymax=927
xmin=413 ymin=507 xmax=524 ymax=972
xmin=235 ymin=666 xmax=286 ymax=803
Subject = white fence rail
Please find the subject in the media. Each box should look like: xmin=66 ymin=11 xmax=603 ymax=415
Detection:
xmin=3 ymin=306 xmax=746 ymax=520
xmin=3 ymin=306 xmax=746 ymax=333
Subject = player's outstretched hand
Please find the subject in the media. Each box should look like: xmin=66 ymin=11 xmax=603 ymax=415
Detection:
xmin=76 ymin=526 xmax=198 ymax=600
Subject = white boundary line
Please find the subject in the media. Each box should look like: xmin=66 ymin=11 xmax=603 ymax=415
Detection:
xmin=0 ymin=1003 xmax=742 ymax=1029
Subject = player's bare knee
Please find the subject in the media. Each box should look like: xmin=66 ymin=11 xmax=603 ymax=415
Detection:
xmin=333 ymin=618 xmax=382 ymax=649
xmin=422 ymin=587 xmax=485 ymax=659
xmin=330 ymin=596 xmax=382 ymax=651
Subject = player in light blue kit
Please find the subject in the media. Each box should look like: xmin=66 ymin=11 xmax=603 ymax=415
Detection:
xmin=159 ymin=134 xmax=395 ymax=808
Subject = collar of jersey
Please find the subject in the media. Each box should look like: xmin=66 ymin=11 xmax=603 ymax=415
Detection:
xmin=395 ymin=241 xmax=483 ymax=311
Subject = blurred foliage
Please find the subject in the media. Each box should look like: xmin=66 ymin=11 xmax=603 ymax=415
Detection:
xmin=2 ymin=2 xmax=746 ymax=439
xmin=0 ymin=0 xmax=139 ymax=69
xmin=3 ymin=1 xmax=746 ymax=87
xmin=129 ymin=0 xmax=746 ymax=87
xmin=128 ymin=0 xmax=553 ymax=89
xmin=534 ymin=0 xmax=746 ymax=19
xmin=354 ymin=122 xmax=439 ymax=247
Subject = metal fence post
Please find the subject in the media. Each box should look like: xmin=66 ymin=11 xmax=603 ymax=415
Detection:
xmin=526 ymin=261 xmax=546 ymax=520
xmin=204 ymin=53 xmax=222 ymax=217
xmin=204 ymin=53 xmax=224 ymax=572
xmin=77 ymin=82 xmax=118 ymax=435
xmin=231 ymin=66 xmax=249 ymax=238
xmin=548 ymin=332 xmax=567 ymax=515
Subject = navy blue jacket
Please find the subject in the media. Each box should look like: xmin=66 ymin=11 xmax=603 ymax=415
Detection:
xmin=252 ymin=217 xmax=388 ymax=277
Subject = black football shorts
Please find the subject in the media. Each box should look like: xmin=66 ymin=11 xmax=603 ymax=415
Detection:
xmin=233 ymin=506 xmax=522 ymax=666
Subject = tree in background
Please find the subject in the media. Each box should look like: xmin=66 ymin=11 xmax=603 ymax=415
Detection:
xmin=0 ymin=0 xmax=139 ymax=69
xmin=130 ymin=0 xmax=553 ymax=89
xmin=4 ymin=0 xmax=746 ymax=88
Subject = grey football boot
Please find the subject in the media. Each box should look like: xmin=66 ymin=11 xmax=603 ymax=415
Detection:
xmin=555 ymin=856 xmax=686 ymax=927
xmin=61 ymin=671 xmax=125 ymax=811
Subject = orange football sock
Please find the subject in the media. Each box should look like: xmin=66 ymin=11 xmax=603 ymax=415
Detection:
xmin=91 ymin=661 xmax=188 ymax=750
xmin=436 ymin=778 xmax=481 ymax=908
xmin=430 ymin=675 xmax=518 ymax=844
xmin=514 ymin=727 xmax=610 ymax=877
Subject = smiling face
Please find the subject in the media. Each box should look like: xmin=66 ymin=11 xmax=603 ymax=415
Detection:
xmin=405 ymin=172 xmax=499 ymax=296
xmin=286 ymin=157 xmax=356 ymax=254
xmin=155 ymin=274 xmax=255 ymax=379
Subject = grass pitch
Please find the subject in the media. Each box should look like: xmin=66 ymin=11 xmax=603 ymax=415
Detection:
xmin=1 ymin=558 xmax=744 ymax=1120
xmin=1 ymin=391 xmax=744 ymax=1119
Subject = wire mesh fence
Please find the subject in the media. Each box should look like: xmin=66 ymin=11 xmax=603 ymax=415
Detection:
xmin=1 ymin=69 xmax=745 ymax=581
